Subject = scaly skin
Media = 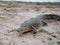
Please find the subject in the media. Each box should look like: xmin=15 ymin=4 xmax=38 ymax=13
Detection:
xmin=17 ymin=14 xmax=60 ymax=35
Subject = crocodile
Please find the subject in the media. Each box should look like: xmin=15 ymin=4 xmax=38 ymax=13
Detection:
xmin=13 ymin=14 xmax=60 ymax=35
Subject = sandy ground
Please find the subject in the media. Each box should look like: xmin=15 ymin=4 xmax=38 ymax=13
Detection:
xmin=0 ymin=2 xmax=60 ymax=45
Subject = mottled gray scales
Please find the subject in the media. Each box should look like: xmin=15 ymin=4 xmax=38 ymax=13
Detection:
xmin=18 ymin=14 xmax=60 ymax=34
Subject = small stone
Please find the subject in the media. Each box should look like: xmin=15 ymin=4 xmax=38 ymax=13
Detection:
xmin=48 ymin=38 xmax=52 ymax=40
xmin=53 ymin=35 xmax=56 ymax=38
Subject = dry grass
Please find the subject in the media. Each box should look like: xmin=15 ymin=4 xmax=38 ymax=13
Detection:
xmin=0 ymin=1 xmax=60 ymax=7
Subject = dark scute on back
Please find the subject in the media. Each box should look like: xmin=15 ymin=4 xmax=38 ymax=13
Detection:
xmin=42 ymin=14 xmax=60 ymax=21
